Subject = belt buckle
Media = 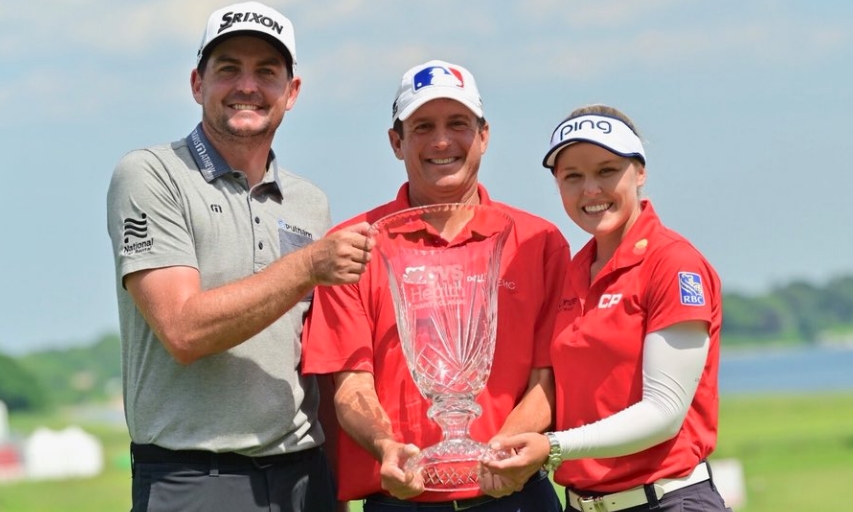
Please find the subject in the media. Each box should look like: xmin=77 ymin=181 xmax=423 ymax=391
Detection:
xmin=577 ymin=495 xmax=608 ymax=512
xmin=452 ymin=500 xmax=477 ymax=511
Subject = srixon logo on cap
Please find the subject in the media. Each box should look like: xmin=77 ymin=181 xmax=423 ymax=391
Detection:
xmin=218 ymin=11 xmax=284 ymax=35
xmin=559 ymin=118 xmax=612 ymax=140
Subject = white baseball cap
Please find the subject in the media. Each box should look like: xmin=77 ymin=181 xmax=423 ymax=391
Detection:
xmin=197 ymin=1 xmax=296 ymax=71
xmin=391 ymin=60 xmax=483 ymax=122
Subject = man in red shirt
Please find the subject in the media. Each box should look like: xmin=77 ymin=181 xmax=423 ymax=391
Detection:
xmin=302 ymin=60 xmax=569 ymax=511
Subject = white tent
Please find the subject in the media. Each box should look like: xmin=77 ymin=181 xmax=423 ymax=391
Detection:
xmin=0 ymin=400 xmax=8 ymax=442
xmin=23 ymin=425 xmax=104 ymax=480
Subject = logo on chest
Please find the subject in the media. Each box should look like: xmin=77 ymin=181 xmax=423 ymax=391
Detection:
xmin=598 ymin=293 xmax=623 ymax=309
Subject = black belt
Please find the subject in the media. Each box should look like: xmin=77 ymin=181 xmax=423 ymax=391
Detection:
xmin=130 ymin=442 xmax=318 ymax=468
xmin=365 ymin=469 xmax=548 ymax=511
xmin=365 ymin=493 xmax=494 ymax=511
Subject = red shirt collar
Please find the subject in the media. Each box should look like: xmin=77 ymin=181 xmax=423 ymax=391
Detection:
xmin=571 ymin=199 xmax=662 ymax=290
xmin=384 ymin=183 xmax=503 ymax=247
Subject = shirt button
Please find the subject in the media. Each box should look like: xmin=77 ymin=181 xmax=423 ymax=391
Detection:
xmin=258 ymin=242 xmax=264 ymax=250
xmin=255 ymin=216 xmax=260 ymax=224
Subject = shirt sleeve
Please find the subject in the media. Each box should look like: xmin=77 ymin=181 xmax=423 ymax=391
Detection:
xmin=553 ymin=323 xmax=709 ymax=459
xmin=106 ymin=149 xmax=198 ymax=285
xmin=302 ymin=278 xmax=375 ymax=375
xmin=643 ymin=241 xmax=717 ymax=333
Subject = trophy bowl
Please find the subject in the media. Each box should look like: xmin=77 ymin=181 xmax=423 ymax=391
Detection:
xmin=369 ymin=203 xmax=514 ymax=491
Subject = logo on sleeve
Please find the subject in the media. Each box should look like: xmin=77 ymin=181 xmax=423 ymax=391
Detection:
xmin=121 ymin=213 xmax=154 ymax=255
xmin=123 ymin=214 xmax=147 ymax=242
xmin=678 ymin=272 xmax=705 ymax=306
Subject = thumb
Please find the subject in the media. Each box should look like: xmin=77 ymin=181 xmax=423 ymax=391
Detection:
xmin=349 ymin=221 xmax=372 ymax=236
xmin=402 ymin=443 xmax=421 ymax=459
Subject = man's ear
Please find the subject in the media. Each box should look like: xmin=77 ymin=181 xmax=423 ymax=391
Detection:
xmin=388 ymin=128 xmax=404 ymax=161
xmin=191 ymin=68 xmax=203 ymax=106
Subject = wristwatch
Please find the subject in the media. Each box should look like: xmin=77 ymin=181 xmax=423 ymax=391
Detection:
xmin=543 ymin=432 xmax=563 ymax=472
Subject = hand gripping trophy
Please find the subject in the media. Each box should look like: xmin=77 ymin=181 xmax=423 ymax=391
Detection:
xmin=369 ymin=203 xmax=514 ymax=491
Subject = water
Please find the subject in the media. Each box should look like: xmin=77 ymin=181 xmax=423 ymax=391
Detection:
xmin=719 ymin=344 xmax=853 ymax=395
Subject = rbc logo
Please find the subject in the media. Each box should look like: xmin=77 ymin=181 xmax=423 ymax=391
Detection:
xmin=413 ymin=66 xmax=464 ymax=92
xmin=678 ymin=272 xmax=705 ymax=306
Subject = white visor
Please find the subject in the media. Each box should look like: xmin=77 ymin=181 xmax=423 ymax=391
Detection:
xmin=542 ymin=114 xmax=645 ymax=169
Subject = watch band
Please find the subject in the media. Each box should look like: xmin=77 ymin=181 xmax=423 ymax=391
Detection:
xmin=543 ymin=432 xmax=563 ymax=472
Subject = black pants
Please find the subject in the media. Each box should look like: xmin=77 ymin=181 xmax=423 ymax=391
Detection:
xmin=130 ymin=443 xmax=337 ymax=512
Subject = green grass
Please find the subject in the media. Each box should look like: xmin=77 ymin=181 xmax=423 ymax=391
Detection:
xmin=0 ymin=408 xmax=131 ymax=512
xmin=2 ymin=393 xmax=852 ymax=511
xmin=713 ymin=392 xmax=853 ymax=511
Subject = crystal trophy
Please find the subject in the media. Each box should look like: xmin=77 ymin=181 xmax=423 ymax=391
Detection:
xmin=369 ymin=203 xmax=514 ymax=491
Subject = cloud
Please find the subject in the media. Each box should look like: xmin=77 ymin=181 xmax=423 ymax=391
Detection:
xmin=509 ymin=14 xmax=850 ymax=80
xmin=296 ymin=0 xmax=369 ymax=29
xmin=1 ymin=0 xmax=849 ymax=120
xmin=1 ymin=0 xmax=322 ymax=56
xmin=521 ymin=0 xmax=687 ymax=28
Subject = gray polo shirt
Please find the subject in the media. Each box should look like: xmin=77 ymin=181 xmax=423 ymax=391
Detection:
xmin=106 ymin=124 xmax=330 ymax=456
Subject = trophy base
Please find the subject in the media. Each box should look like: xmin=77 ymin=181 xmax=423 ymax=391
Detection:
xmin=406 ymin=438 xmax=505 ymax=492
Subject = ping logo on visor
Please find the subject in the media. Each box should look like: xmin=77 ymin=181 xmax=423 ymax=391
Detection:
xmin=542 ymin=114 xmax=646 ymax=169
xmin=678 ymin=272 xmax=706 ymax=306
xmin=413 ymin=66 xmax=465 ymax=92
xmin=559 ymin=118 xmax=613 ymax=137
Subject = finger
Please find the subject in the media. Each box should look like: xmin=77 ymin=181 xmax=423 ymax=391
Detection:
xmin=482 ymin=474 xmax=511 ymax=498
xmin=361 ymin=244 xmax=370 ymax=265
xmin=480 ymin=458 xmax=509 ymax=471
xmin=491 ymin=434 xmax=523 ymax=452
xmin=380 ymin=463 xmax=407 ymax=482
xmin=348 ymin=234 xmax=371 ymax=261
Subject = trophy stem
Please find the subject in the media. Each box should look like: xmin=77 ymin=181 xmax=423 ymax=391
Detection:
xmin=428 ymin=394 xmax=482 ymax=442
xmin=404 ymin=394 xmax=488 ymax=492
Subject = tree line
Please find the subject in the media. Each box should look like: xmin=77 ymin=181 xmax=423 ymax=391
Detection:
xmin=722 ymin=274 xmax=853 ymax=345
xmin=2 ymin=274 xmax=852 ymax=412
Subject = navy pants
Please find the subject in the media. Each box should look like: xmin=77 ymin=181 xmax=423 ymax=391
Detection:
xmin=363 ymin=470 xmax=562 ymax=512
xmin=130 ymin=444 xmax=337 ymax=512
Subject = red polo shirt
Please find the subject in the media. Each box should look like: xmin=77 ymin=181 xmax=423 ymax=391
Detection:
xmin=552 ymin=200 xmax=722 ymax=492
xmin=302 ymin=183 xmax=570 ymax=502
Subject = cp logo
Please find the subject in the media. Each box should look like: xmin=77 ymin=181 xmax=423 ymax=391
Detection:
xmin=598 ymin=293 xmax=623 ymax=309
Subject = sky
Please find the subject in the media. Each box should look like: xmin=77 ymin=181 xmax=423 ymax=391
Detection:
xmin=1 ymin=0 xmax=851 ymax=355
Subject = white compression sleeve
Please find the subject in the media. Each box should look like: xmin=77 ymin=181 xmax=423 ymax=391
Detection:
xmin=554 ymin=322 xmax=710 ymax=460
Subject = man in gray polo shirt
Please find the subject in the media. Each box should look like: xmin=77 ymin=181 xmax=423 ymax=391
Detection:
xmin=106 ymin=2 xmax=370 ymax=511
